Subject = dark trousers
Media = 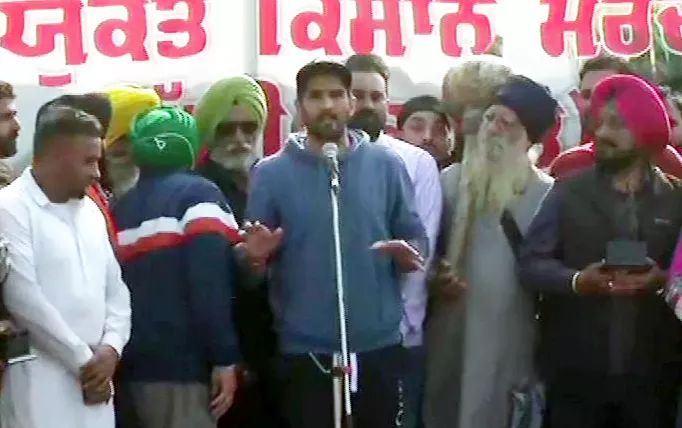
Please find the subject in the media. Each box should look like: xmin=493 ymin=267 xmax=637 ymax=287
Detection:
xmin=277 ymin=345 xmax=404 ymax=428
xmin=401 ymin=346 xmax=425 ymax=428
xmin=547 ymin=373 xmax=678 ymax=428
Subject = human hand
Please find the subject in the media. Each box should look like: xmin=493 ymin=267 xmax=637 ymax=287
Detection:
xmin=371 ymin=240 xmax=424 ymax=273
xmin=80 ymin=345 xmax=118 ymax=393
xmin=236 ymin=221 xmax=283 ymax=270
xmin=574 ymin=262 xmax=613 ymax=295
xmin=609 ymin=262 xmax=667 ymax=297
xmin=428 ymin=259 xmax=467 ymax=300
xmin=82 ymin=379 xmax=112 ymax=405
xmin=210 ymin=366 xmax=238 ymax=419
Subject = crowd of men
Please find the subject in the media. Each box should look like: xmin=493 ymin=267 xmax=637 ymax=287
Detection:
xmin=0 ymin=52 xmax=681 ymax=428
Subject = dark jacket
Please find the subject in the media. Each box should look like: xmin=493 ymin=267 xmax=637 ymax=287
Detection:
xmin=198 ymin=160 xmax=277 ymax=370
xmin=520 ymin=166 xmax=682 ymax=381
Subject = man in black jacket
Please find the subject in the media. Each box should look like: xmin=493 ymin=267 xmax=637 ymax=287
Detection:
xmin=193 ymin=75 xmax=283 ymax=428
xmin=520 ymin=74 xmax=682 ymax=428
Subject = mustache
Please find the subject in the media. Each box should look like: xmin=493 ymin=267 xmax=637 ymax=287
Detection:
xmin=316 ymin=112 xmax=339 ymax=121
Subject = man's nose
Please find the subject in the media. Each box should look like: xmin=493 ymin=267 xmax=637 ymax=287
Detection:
xmin=422 ymin=128 xmax=433 ymax=143
xmin=322 ymin=95 xmax=335 ymax=110
xmin=234 ymin=128 xmax=248 ymax=144
xmin=12 ymin=116 xmax=20 ymax=133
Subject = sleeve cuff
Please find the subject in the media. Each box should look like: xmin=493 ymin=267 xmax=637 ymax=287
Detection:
xmin=101 ymin=332 xmax=125 ymax=358
xmin=571 ymin=271 xmax=581 ymax=294
xmin=211 ymin=346 xmax=241 ymax=368
xmin=73 ymin=342 xmax=94 ymax=373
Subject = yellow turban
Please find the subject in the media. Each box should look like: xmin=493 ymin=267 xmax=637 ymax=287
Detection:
xmin=103 ymin=85 xmax=162 ymax=148
xmin=194 ymin=76 xmax=268 ymax=149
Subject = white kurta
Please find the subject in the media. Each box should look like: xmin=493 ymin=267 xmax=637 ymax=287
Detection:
xmin=0 ymin=169 xmax=131 ymax=428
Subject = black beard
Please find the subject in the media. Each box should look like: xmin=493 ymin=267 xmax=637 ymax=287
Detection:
xmin=348 ymin=108 xmax=384 ymax=142
xmin=595 ymin=148 xmax=641 ymax=174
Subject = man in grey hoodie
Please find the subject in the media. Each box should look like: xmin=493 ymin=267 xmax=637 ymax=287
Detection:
xmin=241 ymin=60 xmax=427 ymax=428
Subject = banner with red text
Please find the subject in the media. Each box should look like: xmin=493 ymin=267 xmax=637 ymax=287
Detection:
xmin=3 ymin=0 xmax=680 ymax=165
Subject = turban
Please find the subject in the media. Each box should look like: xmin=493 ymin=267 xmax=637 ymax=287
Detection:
xmin=442 ymin=59 xmax=512 ymax=116
xmin=104 ymin=85 xmax=161 ymax=148
xmin=496 ymin=75 xmax=558 ymax=144
xmin=590 ymin=74 xmax=671 ymax=154
xmin=130 ymin=106 xmax=200 ymax=170
xmin=194 ymin=76 xmax=268 ymax=148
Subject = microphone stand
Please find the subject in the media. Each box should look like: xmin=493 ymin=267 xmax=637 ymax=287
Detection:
xmin=327 ymin=158 xmax=353 ymax=428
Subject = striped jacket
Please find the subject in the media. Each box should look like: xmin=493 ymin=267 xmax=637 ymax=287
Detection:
xmin=113 ymin=170 xmax=241 ymax=382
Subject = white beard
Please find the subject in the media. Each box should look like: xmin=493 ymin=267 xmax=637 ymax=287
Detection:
xmin=209 ymin=147 xmax=257 ymax=173
xmin=464 ymin=132 xmax=532 ymax=216
xmin=447 ymin=130 xmax=532 ymax=275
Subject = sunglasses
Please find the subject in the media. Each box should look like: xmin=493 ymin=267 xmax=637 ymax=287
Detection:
xmin=216 ymin=121 xmax=259 ymax=136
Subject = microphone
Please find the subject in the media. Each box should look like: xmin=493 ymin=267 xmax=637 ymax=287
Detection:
xmin=322 ymin=143 xmax=340 ymax=190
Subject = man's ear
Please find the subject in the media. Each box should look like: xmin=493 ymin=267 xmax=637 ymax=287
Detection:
xmin=349 ymin=92 xmax=357 ymax=117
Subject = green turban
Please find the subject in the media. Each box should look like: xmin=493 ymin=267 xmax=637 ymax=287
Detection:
xmin=194 ymin=75 xmax=268 ymax=148
xmin=130 ymin=106 xmax=200 ymax=170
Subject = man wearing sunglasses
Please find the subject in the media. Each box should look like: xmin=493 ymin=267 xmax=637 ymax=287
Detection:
xmin=194 ymin=76 xmax=284 ymax=428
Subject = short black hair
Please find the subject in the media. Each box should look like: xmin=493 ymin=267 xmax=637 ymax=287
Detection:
xmin=0 ymin=81 xmax=15 ymax=100
xmin=37 ymin=93 xmax=112 ymax=136
xmin=34 ymin=106 xmax=102 ymax=157
xmin=296 ymin=60 xmax=352 ymax=99
xmin=579 ymin=55 xmax=633 ymax=81
xmin=397 ymin=95 xmax=448 ymax=130
xmin=345 ymin=54 xmax=390 ymax=83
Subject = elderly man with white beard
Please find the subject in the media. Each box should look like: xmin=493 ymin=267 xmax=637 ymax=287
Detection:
xmin=193 ymin=76 xmax=284 ymax=428
xmin=424 ymin=75 xmax=558 ymax=428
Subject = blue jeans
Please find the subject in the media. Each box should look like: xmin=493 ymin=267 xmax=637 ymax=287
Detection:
xmin=401 ymin=345 xmax=426 ymax=428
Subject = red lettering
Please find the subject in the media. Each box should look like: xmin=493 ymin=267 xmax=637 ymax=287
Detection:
xmin=600 ymin=0 xmax=653 ymax=57
xmin=156 ymin=0 xmax=207 ymax=58
xmin=258 ymin=80 xmax=288 ymax=156
xmin=438 ymin=0 xmax=496 ymax=57
xmin=154 ymin=81 xmax=185 ymax=102
xmin=351 ymin=0 xmax=406 ymax=56
xmin=409 ymin=0 xmax=434 ymax=35
xmin=0 ymin=0 xmax=87 ymax=65
xmin=259 ymin=0 xmax=281 ymax=55
xmin=91 ymin=0 xmax=149 ymax=61
xmin=540 ymin=0 xmax=599 ymax=57
xmin=290 ymin=0 xmax=342 ymax=54
xmin=655 ymin=5 xmax=682 ymax=55
xmin=39 ymin=73 xmax=74 ymax=87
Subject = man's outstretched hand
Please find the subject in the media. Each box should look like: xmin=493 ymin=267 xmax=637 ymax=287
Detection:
xmin=371 ymin=240 xmax=424 ymax=273
xmin=237 ymin=221 xmax=283 ymax=271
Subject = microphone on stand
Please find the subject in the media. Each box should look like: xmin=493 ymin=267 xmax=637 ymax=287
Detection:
xmin=321 ymin=141 xmax=353 ymax=428
xmin=322 ymin=143 xmax=340 ymax=190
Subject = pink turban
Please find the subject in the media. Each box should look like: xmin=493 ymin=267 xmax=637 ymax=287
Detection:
xmin=590 ymin=74 xmax=671 ymax=154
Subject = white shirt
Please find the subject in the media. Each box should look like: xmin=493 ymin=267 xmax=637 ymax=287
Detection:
xmin=0 ymin=169 xmax=131 ymax=428
xmin=377 ymin=134 xmax=442 ymax=347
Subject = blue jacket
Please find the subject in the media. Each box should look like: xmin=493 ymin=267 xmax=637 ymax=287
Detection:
xmin=246 ymin=130 xmax=427 ymax=354
xmin=114 ymin=170 xmax=241 ymax=382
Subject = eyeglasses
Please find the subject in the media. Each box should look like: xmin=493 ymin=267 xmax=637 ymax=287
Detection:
xmin=216 ymin=121 xmax=259 ymax=136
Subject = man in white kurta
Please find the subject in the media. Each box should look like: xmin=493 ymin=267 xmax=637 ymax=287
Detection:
xmin=0 ymin=169 xmax=131 ymax=423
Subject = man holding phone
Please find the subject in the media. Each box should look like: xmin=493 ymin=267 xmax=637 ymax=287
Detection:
xmin=520 ymin=74 xmax=682 ymax=428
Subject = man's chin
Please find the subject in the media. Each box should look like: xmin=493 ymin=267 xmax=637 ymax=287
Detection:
xmin=0 ymin=141 xmax=17 ymax=159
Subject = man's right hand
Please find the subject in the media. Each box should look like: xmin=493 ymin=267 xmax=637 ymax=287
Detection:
xmin=236 ymin=221 xmax=283 ymax=269
xmin=82 ymin=380 xmax=112 ymax=405
xmin=428 ymin=260 xmax=467 ymax=300
xmin=574 ymin=262 xmax=613 ymax=295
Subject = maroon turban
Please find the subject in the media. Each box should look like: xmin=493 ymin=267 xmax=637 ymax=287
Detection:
xmin=590 ymin=74 xmax=671 ymax=154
